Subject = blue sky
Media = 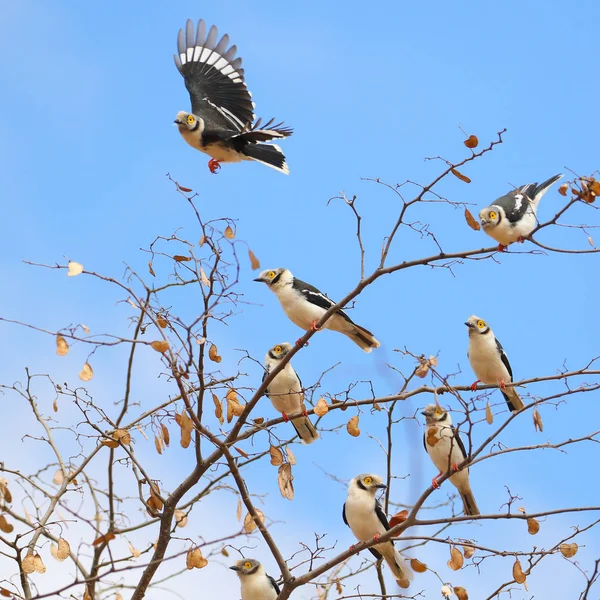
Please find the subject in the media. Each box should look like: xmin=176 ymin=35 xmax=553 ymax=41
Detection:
xmin=1 ymin=1 xmax=599 ymax=598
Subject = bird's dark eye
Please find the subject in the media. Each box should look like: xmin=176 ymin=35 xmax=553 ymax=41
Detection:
xmin=364 ymin=476 xmax=373 ymax=485
xmin=477 ymin=320 xmax=485 ymax=328
xmin=244 ymin=561 xmax=252 ymax=569
xmin=274 ymin=345 xmax=282 ymax=353
xmin=187 ymin=115 xmax=195 ymax=124
xmin=268 ymin=271 xmax=276 ymax=278
xmin=489 ymin=211 xmax=497 ymax=219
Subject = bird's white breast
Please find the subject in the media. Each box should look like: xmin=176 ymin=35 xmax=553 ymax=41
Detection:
xmin=425 ymin=424 xmax=469 ymax=487
xmin=275 ymin=286 xmax=326 ymax=330
xmin=267 ymin=365 xmax=303 ymax=415
xmin=345 ymin=490 xmax=386 ymax=541
xmin=468 ymin=333 xmax=511 ymax=384
xmin=240 ymin=574 xmax=277 ymax=600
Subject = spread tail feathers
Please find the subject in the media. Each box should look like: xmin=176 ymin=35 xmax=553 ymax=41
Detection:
xmin=340 ymin=322 xmax=380 ymax=353
xmin=242 ymin=143 xmax=289 ymax=174
xmin=380 ymin=543 xmax=413 ymax=584
xmin=460 ymin=487 xmax=480 ymax=516
xmin=532 ymin=173 xmax=564 ymax=206
xmin=291 ymin=416 xmax=319 ymax=444
xmin=502 ymin=387 xmax=524 ymax=413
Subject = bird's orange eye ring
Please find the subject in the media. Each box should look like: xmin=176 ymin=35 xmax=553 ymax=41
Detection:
xmin=274 ymin=345 xmax=282 ymax=353
xmin=477 ymin=320 xmax=486 ymax=328
xmin=244 ymin=561 xmax=252 ymax=569
xmin=187 ymin=115 xmax=195 ymax=124
xmin=364 ymin=476 xmax=373 ymax=485
xmin=489 ymin=211 xmax=497 ymax=219
xmin=267 ymin=271 xmax=276 ymax=278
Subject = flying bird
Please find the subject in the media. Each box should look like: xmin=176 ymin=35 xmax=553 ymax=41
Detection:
xmin=479 ymin=174 xmax=564 ymax=251
xmin=343 ymin=474 xmax=413 ymax=585
xmin=466 ymin=315 xmax=524 ymax=412
xmin=173 ymin=19 xmax=293 ymax=174
xmin=262 ymin=342 xmax=319 ymax=444
xmin=230 ymin=559 xmax=280 ymax=600
xmin=421 ymin=404 xmax=480 ymax=516
xmin=254 ymin=268 xmax=380 ymax=352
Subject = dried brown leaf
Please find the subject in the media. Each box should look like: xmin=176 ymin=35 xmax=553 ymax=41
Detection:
xmin=200 ymin=267 xmax=210 ymax=287
xmin=93 ymin=531 xmax=116 ymax=546
xmin=346 ymin=415 xmax=360 ymax=437
xmin=177 ymin=184 xmax=193 ymax=193
xmin=415 ymin=361 xmax=429 ymax=378
xmin=208 ymin=343 xmax=222 ymax=363
xmin=527 ymin=517 xmax=540 ymax=535
xmin=558 ymin=183 xmax=569 ymax=196
xmin=148 ymin=260 xmax=155 ymax=277
xmin=101 ymin=438 xmax=119 ymax=449
xmin=236 ymin=498 xmax=242 ymax=522
xmin=161 ymin=423 xmax=170 ymax=446
xmin=186 ymin=547 xmax=208 ymax=569
xmin=157 ymin=316 xmax=168 ymax=329
xmin=113 ymin=429 xmax=131 ymax=445
xmin=451 ymin=168 xmax=471 ymax=184
xmin=154 ymin=435 xmax=163 ymax=455
xmin=462 ymin=543 xmax=476 ymax=558
xmin=22 ymin=553 xmax=36 ymax=574
xmin=513 ymin=557 xmax=526 ymax=583
xmin=224 ymin=225 xmax=235 ymax=239
xmin=235 ymin=446 xmax=249 ymax=458
xmin=56 ymin=537 xmax=70 ymax=560
xmin=454 ymin=586 xmax=469 ymax=600
xmin=174 ymin=508 xmax=188 ymax=528
xmin=248 ymin=249 xmax=260 ymax=270
xmin=53 ymin=469 xmax=64 ymax=485
xmin=559 ymin=543 xmax=578 ymax=558
xmin=56 ymin=335 xmax=69 ymax=356
xmin=177 ymin=410 xmax=193 ymax=448
xmin=173 ymin=255 xmax=191 ymax=262
xmin=269 ymin=445 xmax=284 ymax=466
xmin=212 ymin=393 xmax=224 ymax=425
xmin=464 ymin=135 xmax=479 ymax=149
xmin=532 ymin=409 xmax=543 ymax=433
xmin=199 ymin=235 xmax=206 ymax=246
xmin=243 ymin=508 xmax=265 ymax=533
xmin=448 ymin=546 xmax=464 ymax=571
xmin=151 ymin=340 xmax=169 ymax=353
xmin=226 ymin=390 xmax=245 ymax=423
xmin=286 ymin=445 xmax=297 ymax=465
xmin=410 ymin=558 xmax=427 ymax=573
xmin=314 ymin=397 xmax=329 ymax=416
xmin=0 ymin=515 xmax=13 ymax=533
xmin=278 ymin=463 xmax=294 ymax=500
xmin=128 ymin=542 xmax=141 ymax=558
xmin=464 ymin=208 xmax=481 ymax=231
xmin=79 ymin=362 xmax=93 ymax=381
xmin=389 ymin=509 xmax=408 ymax=529
xmin=486 ymin=401 xmax=494 ymax=424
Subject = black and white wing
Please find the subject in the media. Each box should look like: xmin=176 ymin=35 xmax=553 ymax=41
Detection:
xmin=261 ymin=365 xmax=271 ymax=395
xmin=293 ymin=278 xmax=356 ymax=324
xmin=451 ymin=426 xmax=468 ymax=461
xmin=495 ymin=337 xmax=513 ymax=379
xmin=267 ymin=574 xmax=281 ymax=594
xmin=174 ymin=19 xmax=255 ymax=131
xmin=342 ymin=502 xmax=348 ymax=526
xmin=492 ymin=183 xmax=537 ymax=224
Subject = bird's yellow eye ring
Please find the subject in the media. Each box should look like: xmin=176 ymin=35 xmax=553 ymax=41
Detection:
xmin=187 ymin=115 xmax=195 ymax=124
xmin=274 ymin=345 xmax=282 ymax=353
xmin=477 ymin=320 xmax=486 ymax=328
xmin=267 ymin=271 xmax=276 ymax=278
xmin=364 ymin=476 xmax=373 ymax=485
xmin=244 ymin=561 xmax=252 ymax=569
xmin=489 ymin=211 xmax=497 ymax=219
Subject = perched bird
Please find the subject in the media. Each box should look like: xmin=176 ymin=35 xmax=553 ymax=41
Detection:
xmin=421 ymin=404 xmax=480 ymax=516
xmin=254 ymin=268 xmax=380 ymax=352
xmin=479 ymin=174 xmax=564 ymax=251
xmin=262 ymin=342 xmax=319 ymax=444
xmin=466 ymin=315 xmax=524 ymax=412
xmin=173 ymin=19 xmax=293 ymax=174
xmin=343 ymin=474 xmax=413 ymax=585
xmin=230 ymin=558 xmax=280 ymax=600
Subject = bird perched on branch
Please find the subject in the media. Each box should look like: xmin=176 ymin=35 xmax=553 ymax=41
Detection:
xmin=466 ymin=315 xmax=524 ymax=412
xmin=479 ymin=174 xmax=564 ymax=251
xmin=421 ymin=404 xmax=479 ymax=516
xmin=230 ymin=559 xmax=280 ymax=600
xmin=343 ymin=474 xmax=413 ymax=586
xmin=262 ymin=342 xmax=319 ymax=444
xmin=173 ymin=19 xmax=293 ymax=174
xmin=254 ymin=268 xmax=380 ymax=352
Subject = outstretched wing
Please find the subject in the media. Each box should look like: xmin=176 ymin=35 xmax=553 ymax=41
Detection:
xmin=174 ymin=19 xmax=255 ymax=131
xmin=293 ymin=278 xmax=355 ymax=324
xmin=495 ymin=337 xmax=513 ymax=379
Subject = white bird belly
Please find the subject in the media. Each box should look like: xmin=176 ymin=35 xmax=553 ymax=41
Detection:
xmin=426 ymin=427 xmax=469 ymax=488
xmin=277 ymin=288 xmax=327 ymax=330
xmin=267 ymin=367 xmax=303 ymax=414
xmin=469 ymin=336 xmax=511 ymax=384
xmin=241 ymin=577 xmax=276 ymax=600
xmin=486 ymin=210 xmax=536 ymax=245
xmin=345 ymin=496 xmax=386 ymax=541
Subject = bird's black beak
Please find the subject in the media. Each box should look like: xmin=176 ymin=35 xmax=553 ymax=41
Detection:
xmin=253 ymin=277 xmax=264 ymax=282
xmin=375 ymin=483 xmax=387 ymax=490
xmin=229 ymin=565 xmax=240 ymax=571
xmin=174 ymin=119 xmax=182 ymax=125
xmin=464 ymin=321 xmax=474 ymax=328
xmin=420 ymin=410 xmax=428 ymax=417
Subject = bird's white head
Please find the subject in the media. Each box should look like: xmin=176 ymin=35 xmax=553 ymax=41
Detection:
xmin=349 ymin=473 xmax=387 ymax=495
xmin=479 ymin=205 xmax=504 ymax=231
xmin=465 ymin=315 xmax=490 ymax=337
xmin=265 ymin=342 xmax=293 ymax=362
xmin=174 ymin=111 xmax=205 ymax=133
xmin=421 ymin=404 xmax=451 ymax=426
xmin=230 ymin=558 xmax=265 ymax=578
xmin=254 ymin=268 xmax=293 ymax=291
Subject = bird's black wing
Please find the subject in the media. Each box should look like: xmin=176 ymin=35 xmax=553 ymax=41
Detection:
xmin=422 ymin=430 xmax=428 ymax=453
xmin=267 ymin=574 xmax=281 ymax=594
xmin=495 ymin=337 xmax=513 ymax=379
xmin=375 ymin=499 xmax=391 ymax=531
xmin=451 ymin=426 xmax=468 ymax=460
xmin=342 ymin=502 xmax=348 ymax=526
xmin=293 ymin=278 xmax=355 ymax=324
xmin=261 ymin=365 xmax=270 ymax=396
xmin=492 ymin=184 xmax=537 ymax=224
xmin=174 ymin=19 xmax=255 ymax=131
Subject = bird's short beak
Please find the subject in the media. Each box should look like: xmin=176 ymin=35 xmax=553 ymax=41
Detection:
xmin=480 ymin=219 xmax=488 ymax=226
xmin=420 ymin=410 xmax=429 ymax=417
xmin=253 ymin=277 xmax=264 ymax=283
xmin=464 ymin=321 xmax=474 ymax=328
xmin=174 ymin=119 xmax=182 ymax=125
xmin=375 ymin=483 xmax=387 ymax=489
xmin=229 ymin=565 xmax=240 ymax=571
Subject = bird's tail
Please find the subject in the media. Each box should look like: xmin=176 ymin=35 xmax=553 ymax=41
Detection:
xmin=242 ymin=143 xmax=289 ymax=174
xmin=290 ymin=416 xmax=319 ymax=444
xmin=338 ymin=321 xmax=380 ymax=353
xmin=379 ymin=543 xmax=413 ymax=585
xmin=459 ymin=483 xmax=480 ymax=516
xmin=531 ymin=173 xmax=564 ymax=206
xmin=501 ymin=387 xmax=524 ymax=412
